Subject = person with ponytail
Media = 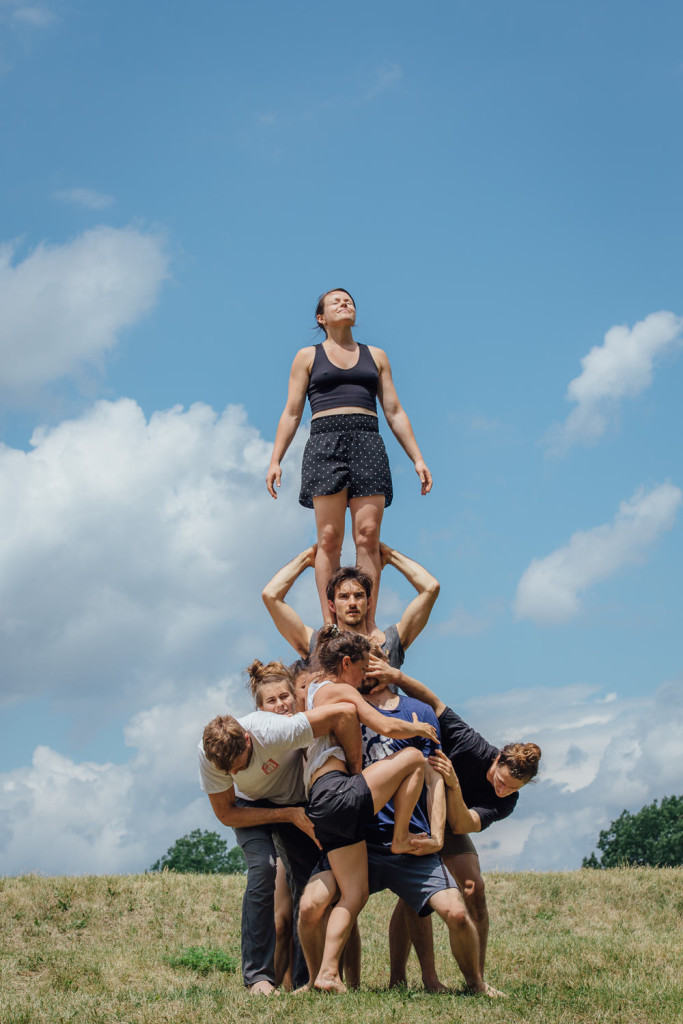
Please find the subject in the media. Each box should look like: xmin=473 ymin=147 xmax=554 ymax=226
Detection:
xmin=300 ymin=625 xmax=439 ymax=993
xmin=364 ymin=659 xmax=541 ymax=989
xmin=198 ymin=658 xmax=363 ymax=995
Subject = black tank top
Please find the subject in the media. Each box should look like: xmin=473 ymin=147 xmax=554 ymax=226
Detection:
xmin=307 ymin=343 xmax=379 ymax=415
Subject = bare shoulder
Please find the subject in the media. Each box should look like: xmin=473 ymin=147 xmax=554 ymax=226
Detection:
xmin=293 ymin=345 xmax=316 ymax=369
xmin=368 ymin=346 xmax=391 ymax=372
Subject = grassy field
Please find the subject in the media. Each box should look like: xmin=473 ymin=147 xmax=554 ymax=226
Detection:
xmin=2 ymin=868 xmax=682 ymax=1024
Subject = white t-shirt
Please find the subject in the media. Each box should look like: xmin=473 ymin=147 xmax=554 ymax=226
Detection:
xmin=303 ymin=679 xmax=346 ymax=794
xmin=197 ymin=710 xmax=313 ymax=804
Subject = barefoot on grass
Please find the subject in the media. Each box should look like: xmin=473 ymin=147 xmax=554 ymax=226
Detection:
xmin=247 ymin=980 xmax=279 ymax=995
xmin=465 ymin=982 xmax=506 ymax=998
xmin=314 ymin=974 xmax=347 ymax=994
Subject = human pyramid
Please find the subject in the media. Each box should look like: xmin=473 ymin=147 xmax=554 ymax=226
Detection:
xmin=198 ymin=289 xmax=542 ymax=996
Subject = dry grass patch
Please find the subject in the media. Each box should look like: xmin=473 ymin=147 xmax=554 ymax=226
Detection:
xmin=1 ymin=869 xmax=682 ymax=1024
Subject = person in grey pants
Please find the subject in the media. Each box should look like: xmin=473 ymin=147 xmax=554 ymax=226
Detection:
xmin=198 ymin=660 xmax=361 ymax=995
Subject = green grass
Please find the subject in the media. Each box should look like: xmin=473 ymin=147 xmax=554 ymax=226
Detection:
xmin=1 ymin=869 xmax=682 ymax=1023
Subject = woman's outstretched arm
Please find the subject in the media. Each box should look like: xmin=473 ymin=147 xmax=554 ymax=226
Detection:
xmin=266 ymin=347 xmax=314 ymax=498
xmin=373 ymin=347 xmax=432 ymax=495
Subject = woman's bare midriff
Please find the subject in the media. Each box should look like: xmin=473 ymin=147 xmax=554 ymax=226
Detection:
xmin=310 ymin=755 xmax=348 ymax=786
xmin=311 ymin=407 xmax=378 ymax=420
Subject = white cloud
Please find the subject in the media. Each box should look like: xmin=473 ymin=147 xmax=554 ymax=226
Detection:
xmin=0 ymin=397 xmax=310 ymax=712
xmin=0 ymin=679 xmax=250 ymax=875
xmin=0 ymin=226 xmax=167 ymax=395
xmin=547 ymin=311 xmax=683 ymax=452
xmin=463 ymin=679 xmax=683 ymax=871
xmin=2 ymin=677 xmax=682 ymax=874
xmin=55 ymin=187 xmax=115 ymax=210
xmin=513 ymin=483 xmax=681 ymax=624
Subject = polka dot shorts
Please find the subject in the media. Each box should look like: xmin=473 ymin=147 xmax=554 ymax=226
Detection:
xmin=299 ymin=414 xmax=393 ymax=509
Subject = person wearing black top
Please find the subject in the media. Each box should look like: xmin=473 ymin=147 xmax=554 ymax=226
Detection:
xmin=266 ymin=288 xmax=432 ymax=629
xmin=365 ymin=658 xmax=541 ymax=989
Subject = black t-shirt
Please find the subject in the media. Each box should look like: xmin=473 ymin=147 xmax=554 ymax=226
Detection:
xmin=438 ymin=706 xmax=518 ymax=831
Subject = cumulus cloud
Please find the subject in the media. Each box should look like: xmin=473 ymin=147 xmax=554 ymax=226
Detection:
xmin=0 ymin=679 xmax=250 ymax=875
xmin=462 ymin=678 xmax=683 ymax=871
xmin=54 ymin=187 xmax=115 ymax=209
xmin=547 ymin=311 xmax=683 ymax=453
xmin=0 ymin=226 xmax=167 ymax=395
xmin=3 ymin=675 xmax=682 ymax=874
xmin=513 ymin=482 xmax=681 ymax=624
xmin=0 ymin=397 xmax=310 ymax=712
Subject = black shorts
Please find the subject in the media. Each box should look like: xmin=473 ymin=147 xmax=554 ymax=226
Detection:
xmin=299 ymin=414 xmax=393 ymax=510
xmin=306 ymin=770 xmax=375 ymax=852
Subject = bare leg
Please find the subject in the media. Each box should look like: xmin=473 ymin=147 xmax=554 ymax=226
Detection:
xmin=341 ymin=921 xmax=361 ymax=989
xmin=313 ymin=491 xmax=348 ymax=623
xmin=298 ymin=870 xmax=339 ymax=989
xmin=274 ymin=858 xmax=293 ymax=990
xmin=362 ymin=747 xmax=429 ymax=854
xmin=389 ymin=899 xmax=448 ymax=992
xmin=429 ymin=889 xmax=502 ymax=996
xmin=443 ymin=851 xmax=489 ymax=975
xmin=315 ymin=842 xmax=369 ymax=993
xmin=349 ymin=494 xmax=384 ymax=633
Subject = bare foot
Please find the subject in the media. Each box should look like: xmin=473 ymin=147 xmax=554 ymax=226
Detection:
xmin=314 ymin=973 xmax=347 ymax=994
xmin=423 ymin=977 xmax=450 ymax=993
xmin=391 ymin=831 xmax=429 ymax=855
xmin=408 ymin=835 xmax=443 ymax=856
xmin=465 ymin=982 xmax=506 ymax=998
xmin=388 ymin=976 xmax=407 ymax=989
xmin=247 ymin=980 xmax=279 ymax=995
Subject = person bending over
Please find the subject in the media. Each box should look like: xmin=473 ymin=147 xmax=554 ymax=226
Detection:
xmin=198 ymin=660 xmax=361 ymax=995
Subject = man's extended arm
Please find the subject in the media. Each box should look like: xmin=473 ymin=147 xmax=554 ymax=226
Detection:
xmin=262 ymin=545 xmax=317 ymax=657
xmin=428 ymin=750 xmax=482 ymax=833
xmin=380 ymin=542 xmax=440 ymax=651
xmin=208 ymin=787 xmax=321 ymax=844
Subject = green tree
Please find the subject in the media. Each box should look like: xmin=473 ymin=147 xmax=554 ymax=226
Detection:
xmin=582 ymin=795 xmax=683 ymax=868
xmin=149 ymin=829 xmax=247 ymax=874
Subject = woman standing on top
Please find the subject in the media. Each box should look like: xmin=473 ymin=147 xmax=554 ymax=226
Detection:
xmin=266 ymin=288 xmax=432 ymax=630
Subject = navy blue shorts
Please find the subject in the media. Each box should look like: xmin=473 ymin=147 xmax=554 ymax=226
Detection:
xmin=299 ymin=414 xmax=393 ymax=510
xmin=306 ymin=770 xmax=375 ymax=852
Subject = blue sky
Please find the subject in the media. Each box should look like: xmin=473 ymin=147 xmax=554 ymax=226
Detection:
xmin=1 ymin=0 xmax=682 ymax=874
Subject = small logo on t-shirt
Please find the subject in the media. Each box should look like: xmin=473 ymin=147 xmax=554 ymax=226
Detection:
xmin=261 ymin=759 xmax=279 ymax=775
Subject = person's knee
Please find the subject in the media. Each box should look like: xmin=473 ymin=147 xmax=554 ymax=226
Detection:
xmin=243 ymin=849 xmax=277 ymax=891
xmin=437 ymin=894 xmax=470 ymax=932
xmin=352 ymin=515 xmax=380 ymax=551
xmin=299 ymin=886 xmax=331 ymax=928
xmin=274 ymin=909 xmax=293 ymax=941
xmin=318 ymin=521 xmax=344 ymax=556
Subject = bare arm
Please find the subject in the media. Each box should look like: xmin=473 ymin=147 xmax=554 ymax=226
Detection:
xmin=428 ymin=750 xmax=482 ymax=833
xmin=305 ymin=700 xmax=362 ymax=775
xmin=373 ymin=347 xmax=432 ymax=495
xmin=312 ymin=682 xmax=438 ymax=744
xmin=380 ymin=542 xmax=440 ymax=650
xmin=266 ymin=347 xmax=314 ymax=498
xmin=262 ymin=545 xmax=316 ymax=657
xmin=365 ymin=660 xmax=447 ymax=718
xmin=208 ymin=787 xmax=321 ymax=845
